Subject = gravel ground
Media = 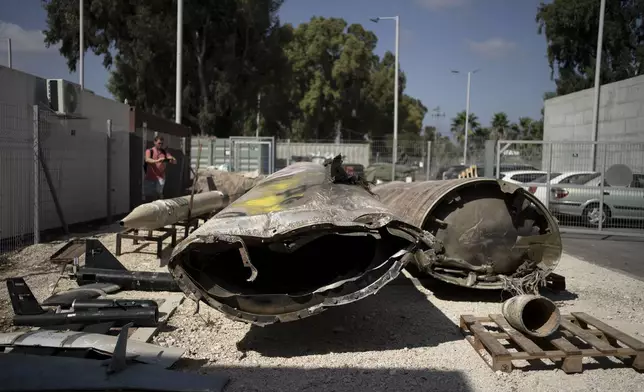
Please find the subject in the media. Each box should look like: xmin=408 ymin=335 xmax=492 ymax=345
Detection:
xmin=1 ymin=226 xmax=643 ymax=392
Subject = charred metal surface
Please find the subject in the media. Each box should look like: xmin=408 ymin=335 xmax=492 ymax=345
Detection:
xmin=372 ymin=178 xmax=562 ymax=290
xmin=168 ymin=159 xmax=437 ymax=326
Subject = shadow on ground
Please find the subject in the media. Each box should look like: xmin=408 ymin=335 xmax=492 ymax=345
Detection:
xmin=236 ymin=277 xmax=461 ymax=358
xmin=174 ymin=363 xmax=472 ymax=392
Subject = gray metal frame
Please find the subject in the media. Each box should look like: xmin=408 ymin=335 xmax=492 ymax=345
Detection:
xmin=230 ymin=138 xmax=275 ymax=174
xmin=496 ymin=139 xmax=644 ymax=238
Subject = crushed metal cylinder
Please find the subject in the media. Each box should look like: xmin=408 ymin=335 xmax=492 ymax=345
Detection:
xmin=167 ymin=158 xmax=440 ymax=326
xmin=371 ymin=178 xmax=562 ymax=291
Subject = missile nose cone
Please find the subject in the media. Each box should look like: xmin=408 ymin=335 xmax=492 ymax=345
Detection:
xmin=120 ymin=204 xmax=161 ymax=230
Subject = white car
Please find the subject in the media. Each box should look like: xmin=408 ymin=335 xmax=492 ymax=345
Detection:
xmin=499 ymin=170 xmax=548 ymax=186
xmin=527 ymin=171 xmax=598 ymax=206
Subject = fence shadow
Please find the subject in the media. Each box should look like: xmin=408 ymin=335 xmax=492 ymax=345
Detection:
xmin=236 ymin=278 xmax=460 ymax=358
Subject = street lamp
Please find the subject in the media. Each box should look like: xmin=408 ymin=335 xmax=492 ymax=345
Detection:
xmin=370 ymin=16 xmax=400 ymax=181
xmin=590 ymin=0 xmax=606 ymax=170
xmin=451 ymin=68 xmax=480 ymax=165
xmin=79 ymin=0 xmax=84 ymax=89
xmin=175 ymin=0 xmax=184 ymax=124
xmin=1 ymin=38 xmax=11 ymax=68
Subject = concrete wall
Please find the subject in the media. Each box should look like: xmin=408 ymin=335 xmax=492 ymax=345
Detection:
xmin=81 ymin=91 xmax=130 ymax=216
xmin=543 ymin=75 xmax=644 ymax=173
xmin=0 ymin=65 xmax=130 ymax=242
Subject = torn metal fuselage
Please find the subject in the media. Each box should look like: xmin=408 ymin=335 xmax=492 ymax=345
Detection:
xmin=167 ymin=161 xmax=437 ymax=326
xmin=372 ymin=178 xmax=563 ymax=291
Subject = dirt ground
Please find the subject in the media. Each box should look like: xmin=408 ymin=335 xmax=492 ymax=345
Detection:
xmin=1 ymin=226 xmax=643 ymax=392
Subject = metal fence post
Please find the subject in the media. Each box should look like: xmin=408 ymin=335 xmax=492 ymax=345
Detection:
xmin=209 ymin=138 xmax=215 ymax=166
xmin=598 ymin=143 xmax=607 ymax=232
xmin=32 ymin=105 xmax=40 ymax=244
xmin=545 ymin=142 xmax=553 ymax=210
xmin=495 ymin=140 xmax=502 ymax=179
xmin=426 ymin=141 xmax=432 ymax=181
xmin=141 ymin=122 xmax=147 ymax=202
xmin=106 ymin=119 xmax=113 ymax=223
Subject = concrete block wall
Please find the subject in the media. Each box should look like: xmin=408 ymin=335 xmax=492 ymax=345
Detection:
xmin=543 ymin=75 xmax=644 ymax=173
xmin=0 ymin=65 xmax=131 ymax=241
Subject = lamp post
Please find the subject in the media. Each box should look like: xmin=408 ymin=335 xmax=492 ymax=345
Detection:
xmin=175 ymin=0 xmax=183 ymax=124
xmin=370 ymin=16 xmax=399 ymax=181
xmin=451 ymin=69 xmax=480 ymax=165
xmin=79 ymin=0 xmax=84 ymax=89
xmin=590 ymin=0 xmax=606 ymax=170
xmin=2 ymin=38 xmax=11 ymax=68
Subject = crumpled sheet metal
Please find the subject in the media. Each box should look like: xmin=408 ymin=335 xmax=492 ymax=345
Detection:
xmin=0 ymin=329 xmax=185 ymax=368
xmin=372 ymin=178 xmax=562 ymax=289
xmin=190 ymin=168 xmax=264 ymax=203
xmin=168 ymin=162 xmax=433 ymax=325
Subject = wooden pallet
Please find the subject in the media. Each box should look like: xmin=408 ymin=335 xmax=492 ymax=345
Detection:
xmin=460 ymin=312 xmax=644 ymax=374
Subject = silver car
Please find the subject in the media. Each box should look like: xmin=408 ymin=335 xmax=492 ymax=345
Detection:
xmin=549 ymin=172 xmax=644 ymax=226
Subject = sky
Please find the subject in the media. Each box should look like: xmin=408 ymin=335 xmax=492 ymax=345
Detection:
xmin=0 ymin=0 xmax=556 ymax=134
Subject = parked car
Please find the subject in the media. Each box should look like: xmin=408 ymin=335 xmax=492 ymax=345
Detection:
xmin=499 ymin=170 xmax=547 ymax=186
xmin=527 ymin=171 xmax=596 ymax=206
xmin=548 ymin=172 xmax=644 ymax=226
xmin=477 ymin=163 xmax=538 ymax=178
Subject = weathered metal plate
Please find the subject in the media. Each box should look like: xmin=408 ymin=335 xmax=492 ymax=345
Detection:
xmin=0 ymin=329 xmax=185 ymax=368
xmin=372 ymin=178 xmax=562 ymax=289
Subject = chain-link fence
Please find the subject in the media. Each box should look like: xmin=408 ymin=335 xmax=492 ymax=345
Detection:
xmin=1 ymin=102 xmax=118 ymax=255
xmin=0 ymin=103 xmax=36 ymax=253
xmin=497 ymin=140 xmax=644 ymax=237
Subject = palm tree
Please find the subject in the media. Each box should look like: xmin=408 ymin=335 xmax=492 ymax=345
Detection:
xmin=450 ymin=111 xmax=480 ymax=145
xmin=491 ymin=112 xmax=511 ymax=140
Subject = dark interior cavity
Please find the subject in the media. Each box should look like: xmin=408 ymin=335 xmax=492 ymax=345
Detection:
xmin=422 ymin=182 xmax=552 ymax=274
xmin=522 ymin=297 xmax=558 ymax=334
xmin=182 ymin=229 xmax=410 ymax=297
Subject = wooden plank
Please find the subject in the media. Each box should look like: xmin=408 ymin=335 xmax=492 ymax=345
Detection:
xmin=572 ymin=312 xmax=644 ymax=351
xmin=466 ymin=320 xmax=512 ymax=359
xmin=489 ymin=314 xmax=545 ymax=355
xmin=549 ymin=334 xmax=582 ymax=356
xmin=560 ymin=318 xmax=618 ymax=354
xmin=130 ymin=293 xmax=184 ymax=343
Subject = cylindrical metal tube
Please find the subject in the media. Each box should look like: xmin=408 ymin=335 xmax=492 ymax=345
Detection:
xmin=120 ymin=190 xmax=228 ymax=230
xmin=501 ymin=295 xmax=561 ymax=337
xmin=71 ymin=299 xmax=159 ymax=311
xmin=372 ymin=178 xmax=562 ymax=289
xmin=13 ymin=307 xmax=159 ymax=328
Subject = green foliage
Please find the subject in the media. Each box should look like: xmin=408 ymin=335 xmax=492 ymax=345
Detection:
xmin=42 ymin=3 xmax=427 ymax=139
xmin=536 ymin=0 xmax=644 ymax=96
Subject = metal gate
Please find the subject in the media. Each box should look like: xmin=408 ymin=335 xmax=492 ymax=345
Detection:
xmin=496 ymin=140 xmax=644 ymax=238
xmin=230 ymin=137 xmax=275 ymax=175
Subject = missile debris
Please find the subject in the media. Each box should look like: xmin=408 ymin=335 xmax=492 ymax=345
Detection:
xmin=372 ymin=178 xmax=562 ymax=291
xmin=502 ymin=294 xmax=561 ymax=337
xmin=71 ymin=239 xmax=181 ymax=292
xmin=120 ymin=191 xmax=228 ymax=230
xmin=190 ymin=167 xmax=264 ymax=203
xmin=6 ymin=278 xmax=159 ymax=328
xmin=168 ymin=157 xmax=440 ymax=325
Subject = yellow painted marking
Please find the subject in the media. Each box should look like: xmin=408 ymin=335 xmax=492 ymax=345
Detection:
xmin=234 ymin=175 xmax=306 ymax=215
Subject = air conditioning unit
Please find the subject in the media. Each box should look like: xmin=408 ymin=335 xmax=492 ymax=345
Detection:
xmin=46 ymin=79 xmax=82 ymax=115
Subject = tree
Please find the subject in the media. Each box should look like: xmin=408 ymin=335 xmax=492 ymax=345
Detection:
xmin=491 ymin=112 xmax=513 ymax=140
xmin=450 ymin=111 xmax=480 ymax=144
xmin=43 ymin=0 xmax=289 ymax=136
xmin=536 ymin=0 xmax=644 ymax=96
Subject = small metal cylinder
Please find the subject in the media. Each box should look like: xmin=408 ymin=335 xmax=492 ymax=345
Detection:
xmin=501 ymin=294 xmax=561 ymax=337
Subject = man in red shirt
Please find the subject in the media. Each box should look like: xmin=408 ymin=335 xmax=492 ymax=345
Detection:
xmin=144 ymin=136 xmax=177 ymax=201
